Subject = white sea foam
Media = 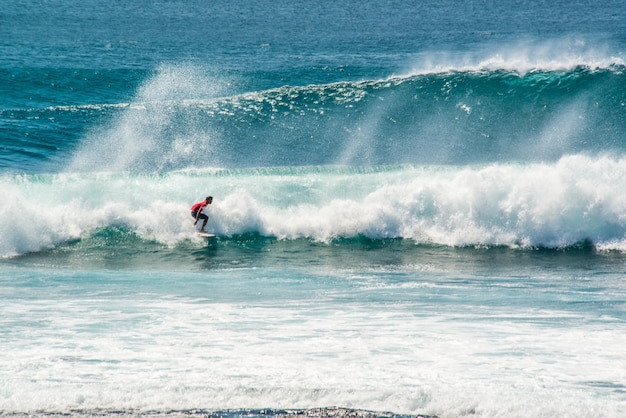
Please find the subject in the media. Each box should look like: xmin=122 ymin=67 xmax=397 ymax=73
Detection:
xmin=0 ymin=268 xmax=624 ymax=417
xmin=2 ymin=154 xmax=626 ymax=257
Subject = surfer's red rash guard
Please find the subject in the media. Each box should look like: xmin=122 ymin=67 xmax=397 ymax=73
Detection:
xmin=191 ymin=202 xmax=207 ymax=212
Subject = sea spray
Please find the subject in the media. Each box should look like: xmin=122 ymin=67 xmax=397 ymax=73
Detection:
xmin=61 ymin=63 xmax=626 ymax=174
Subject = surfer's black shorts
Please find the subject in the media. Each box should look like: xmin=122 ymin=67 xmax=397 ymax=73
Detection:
xmin=191 ymin=211 xmax=208 ymax=220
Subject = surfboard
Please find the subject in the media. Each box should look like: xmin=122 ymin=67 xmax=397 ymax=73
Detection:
xmin=197 ymin=232 xmax=216 ymax=238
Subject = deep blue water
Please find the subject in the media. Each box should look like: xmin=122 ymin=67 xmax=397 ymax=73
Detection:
xmin=2 ymin=1 xmax=626 ymax=417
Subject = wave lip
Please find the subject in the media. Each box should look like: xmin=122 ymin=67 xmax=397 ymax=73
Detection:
xmin=404 ymin=38 xmax=626 ymax=75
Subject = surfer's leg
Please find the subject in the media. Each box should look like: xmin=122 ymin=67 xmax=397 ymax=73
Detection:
xmin=199 ymin=213 xmax=209 ymax=232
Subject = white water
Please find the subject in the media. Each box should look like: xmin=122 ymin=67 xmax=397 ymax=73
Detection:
xmin=1 ymin=267 xmax=625 ymax=417
xmin=3 ymin=154 xmax=626 ymax=257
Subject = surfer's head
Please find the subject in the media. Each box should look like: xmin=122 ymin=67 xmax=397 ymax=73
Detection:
xmin=205 ymin=196 xmax=213 ymax=203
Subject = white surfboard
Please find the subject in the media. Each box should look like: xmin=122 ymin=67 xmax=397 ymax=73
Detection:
xmin=197 ymin=231 xmax=216 ymax=238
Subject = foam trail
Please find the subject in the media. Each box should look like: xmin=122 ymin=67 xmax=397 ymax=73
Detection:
xmin=1 ymin=267 xmax=625 ymax=416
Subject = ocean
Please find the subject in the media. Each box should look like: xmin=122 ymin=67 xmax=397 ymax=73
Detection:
xmin=2 ymin=1 xmax=626 ymax=417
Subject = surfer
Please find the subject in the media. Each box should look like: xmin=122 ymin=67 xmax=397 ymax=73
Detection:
xmin=191 ymin=196 xmax=213 ymax=232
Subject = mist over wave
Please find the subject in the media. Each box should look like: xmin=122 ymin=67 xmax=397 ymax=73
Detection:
xmin=67 ymin=54 xmax=626 ymax=173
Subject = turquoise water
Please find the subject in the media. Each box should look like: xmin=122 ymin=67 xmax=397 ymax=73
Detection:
xmin=2 ymin=1 xmax=626 ymax=417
